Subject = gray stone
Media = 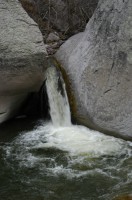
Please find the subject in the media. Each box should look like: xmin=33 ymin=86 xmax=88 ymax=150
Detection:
xmin=0 ymin=0 xmax=47 ymax=123
xmin=56 ymin=0 xmax=132 ymax=140
xmin=46 ymin=32 xmax=60 ymax=43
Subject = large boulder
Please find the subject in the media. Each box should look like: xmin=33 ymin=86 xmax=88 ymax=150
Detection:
xmin=0 ymin=0 xmax=47 ymax=123
xmin=56 ymin=0 xmax=132 ymax=140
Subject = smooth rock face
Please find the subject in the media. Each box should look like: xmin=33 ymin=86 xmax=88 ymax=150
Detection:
xmin=0 ymin=0 xmax=47 ymax=123
xmin=56 ymin=0 xmax=132 ymax=140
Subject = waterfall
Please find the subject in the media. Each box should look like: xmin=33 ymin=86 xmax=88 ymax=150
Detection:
xmin=44 ymin=66 xmax=129 ymax=157
xmin=46 ymin=67 xmax=71 ymax=127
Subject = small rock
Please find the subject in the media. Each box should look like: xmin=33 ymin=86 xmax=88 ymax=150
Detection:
xmin=46 ymin=45 xmax=56 ymax=55
xmin=46 ymin=40 xmax=64 ymax=55
xmin=46 ymin=32 xmax=60 ymax=43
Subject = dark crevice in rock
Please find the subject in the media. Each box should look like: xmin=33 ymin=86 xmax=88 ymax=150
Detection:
xmin=104 ymin=89 xmax=112 ymax=94
xmin=18 ymin=81 xmax=50 ymax=120
xmin=0 ymin=112 xmax=6 ymax=115
xmin=19 ymin=0 xmax=99 ymax=55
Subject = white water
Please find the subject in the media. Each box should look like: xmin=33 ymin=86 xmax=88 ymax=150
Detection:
xmin=4 ymin=121 xmax=132 ymax=179
xmin=29 ymin=123 xmax=131 ymax=157
xmin=46 ymin=67 xmax=71 ymax=127
xmin=41 ymin=125 xmax=127 ymax=156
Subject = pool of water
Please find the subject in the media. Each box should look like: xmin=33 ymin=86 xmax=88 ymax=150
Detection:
xmin=0 ymin=118 xmax=132 ymax=200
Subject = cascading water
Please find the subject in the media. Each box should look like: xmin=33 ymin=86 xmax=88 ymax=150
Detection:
xmin=46 ymin=67 xmax=71 ymax=127
xmin=43 ymin=66 xmax=130 ymax=156
xmin=0 ymin=66 xmax=132 ymax=200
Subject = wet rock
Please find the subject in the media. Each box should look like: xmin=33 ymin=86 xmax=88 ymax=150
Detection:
xmin=0 ymin=0 xmax=47 ymax=123
xmin=56 ymin=0 xmax=132 ymax=140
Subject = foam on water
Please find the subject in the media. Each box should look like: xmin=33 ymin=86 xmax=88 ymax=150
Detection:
xmin=36 ymin=124 xmax=127 ymax=156
xmin=2 ymin=123 xmax=131 ymax=200
xmin=4 ymin=122 xmax=131 ymax=165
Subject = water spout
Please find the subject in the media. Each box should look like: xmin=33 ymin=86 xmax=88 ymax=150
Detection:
xmin=46 ymin=67 xmax=71 ymax=127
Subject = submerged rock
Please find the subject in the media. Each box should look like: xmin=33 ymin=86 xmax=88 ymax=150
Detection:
xmin=0 ymin=0 xmax=47 ymax=123
xmin=56 ymin=0 xmax=132 ymax=140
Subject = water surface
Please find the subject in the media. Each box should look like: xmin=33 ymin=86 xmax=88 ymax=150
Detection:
xmin=0 ymin=118 xmax=131 ymax=200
